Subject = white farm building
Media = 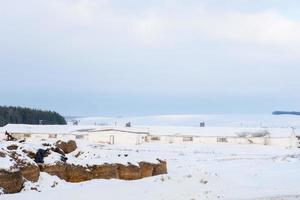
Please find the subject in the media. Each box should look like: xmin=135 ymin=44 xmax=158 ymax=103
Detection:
xmin=0 ymin=124 xmax=149 ymax=145
xmin=144 ymin=126 xmax=300 ymax=148
xmin=0 ymin=124 xmax=299 ymax=148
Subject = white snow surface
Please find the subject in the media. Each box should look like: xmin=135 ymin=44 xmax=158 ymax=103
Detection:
xmin=75 ymin=114 xmax=300 ymax=128
xmin=0 ymin=153 xmax=16 ymax=171
xmin=139 ymin=126 xmax=297 ymax=137
xmin=0 ymin=140 xmax=161 ymax=167
xmin=0 ymin=141 xmax=36 ymax=171
xmin=0 ymin=124 xmax=98 ymax=135
xmin=1 ymin=141 xmax=300 ymax=200
xmin=0 ymin=124 xmax=298 ymax=138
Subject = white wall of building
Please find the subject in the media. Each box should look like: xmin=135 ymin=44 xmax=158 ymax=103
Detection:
xmin=146 ymin=135 xmax=299 ymax=148
xmin=88 ymin=131 xmax=147 ymax=145
xmin=2 ymin=124 xmax=298 ymax=148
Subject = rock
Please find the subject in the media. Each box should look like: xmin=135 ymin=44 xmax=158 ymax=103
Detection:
xmin=20 ymin=165 xmax=40 ymax=182
xmin=42 ymin=143 xmax=51 ymax=147
xmin=0 ymin=170 xmax=24 ymax=194
xmin=7 ymin=145 xmax=18 ymax=150
xmin=19 ymin=139 xmax=26 ymax=143
xmin=65 ymin=164 xmax=93 ymax=183
xmin=139 ymin=162 xmax=154 ymax=178
xmin=89 ymin=164 xmax=119 ymax=179
xmin=55 ymin=140 xmax=77 ymax=154
xmin=51 ymin=147 xmax=65 ymax=156
xmin=22 ymin=149 xmax=36 ymax=160
xmin=117 ymin=164 xmax=141 ymax=180
xmin=152 ymin=159 xmax=167 ymax=176
xmin=0 ymin=151 xmax=6 ymax=158
xmin=74 ymin=151 xmax=83 ymax=158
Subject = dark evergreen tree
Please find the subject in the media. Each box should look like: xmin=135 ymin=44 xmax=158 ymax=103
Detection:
xmin=0 ymin=106 xmax=67 ymax=126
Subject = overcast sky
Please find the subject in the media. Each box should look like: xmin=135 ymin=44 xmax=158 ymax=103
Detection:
xmin=0 ymin=0 xmax=300 ymax=116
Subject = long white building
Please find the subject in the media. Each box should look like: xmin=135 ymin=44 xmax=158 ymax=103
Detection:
xmin=0 ymin=124 xmax=299 ymax=148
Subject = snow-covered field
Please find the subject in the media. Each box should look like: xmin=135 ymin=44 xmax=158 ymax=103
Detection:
xmin=2 ymin=142 xmax=300 ymax=200
xmin=73 ymin=114 xmax=300 ymax=128
xmin=1 ymin=114 xmax=300 ymax=199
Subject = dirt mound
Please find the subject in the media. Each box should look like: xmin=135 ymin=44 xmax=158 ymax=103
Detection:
xmin=0 ymin=170 xmax=24 ymax=194
xmin=5 ymin=148 xmax=41 ymax=183
xmin=39 ymin=160 xmax=167 ymax=183
xmin=0 ymin=140 xmax=167 ymax=194
xmin=153 ymin=159 xmax=168 ymax=175
xmin=139 ymin=162 xmax=154 ymax=178
xmin=65 ymin=164 xmax=93 ymax=182
xmin=0 ymin=146 xmax=40 ymax=193
xmin=55 ymin=140 xmax=77 ymax=154
xmin=39 ymin=163 xmax=67 ymax=180
xmin=40 ymin=163 xmax=93 ymax=182
xmin=117 ymin=164 xmax=141 ymax=180
xmin=90 ymin=164 xmax=119 ymax=179
xmin=20 ymin=165 xmax=40 ymax=182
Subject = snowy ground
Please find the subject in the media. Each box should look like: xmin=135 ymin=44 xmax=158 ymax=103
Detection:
xmin=1 ymin=142 xmax=300 ymax=200
xmin=73 ymin=114 xmax=300 ymax=128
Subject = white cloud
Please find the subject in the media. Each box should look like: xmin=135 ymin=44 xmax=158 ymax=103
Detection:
xmin=2 ymin=0 xmax=299 ymax=50
xmin=132 ymin=7 xmax=300 ymax=50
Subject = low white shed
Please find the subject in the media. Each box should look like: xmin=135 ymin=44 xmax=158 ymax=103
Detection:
xmin=0 ymin=124 xmax=95 ymax=141
xmin=144 ymin=126 xmax=300 ymax=148
xmin=88 ymin=128 xmax=149 ymax=145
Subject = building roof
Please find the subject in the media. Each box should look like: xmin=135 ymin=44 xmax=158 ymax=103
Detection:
xmin=0 ymin=124 xmax=150 ymax=135
xmin=0 ymin=124 xmax=98 ymax=135
xmin=89 ymin=128 xmax=149 ymax=135
xmin=142 ymin=126 xmax=298 ymax=138
xmin=0 ymin=124 xmax=297 ymax=138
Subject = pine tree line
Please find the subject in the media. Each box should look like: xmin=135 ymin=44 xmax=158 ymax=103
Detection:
xmin=0 ymin=106 xmax=67 ymax=127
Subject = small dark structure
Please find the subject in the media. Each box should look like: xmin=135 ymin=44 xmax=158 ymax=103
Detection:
xmin=125 ymin=122 xmax=132 ymax=127
xmin=200 ymin=122 xmax=205 ymax=127
xmin=5 ymin=131 xmax=17 ymax=141
xmin=35 ymin=149 xmax=47 ymax=163
xmin=72 ymin=120 xmax=79 ymax=125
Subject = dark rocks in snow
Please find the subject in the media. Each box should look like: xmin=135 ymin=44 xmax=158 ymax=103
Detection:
xmin=55 ymin=140 xmax=77 ymax=154
xmin=0 ymin=140 xmax=167 ymax=194
xmin=22 ymin=149 xmax=36 ymax=160
xmin=0 ymin=146 xmax=40 ymax=194
xmin=51 ymin=147 xmax=65 ymax=156
xmin=0 ymin=151 xmax=5 ymax=158
xmin=7 ymin=144 xmax=19 ymax=150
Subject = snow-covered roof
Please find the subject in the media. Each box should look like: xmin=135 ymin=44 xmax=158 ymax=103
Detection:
xmin=0 ymin=124 xmax=98 ymax=135
xmin=0 ymin=124 xmax=297 ymax=138
xmin=0 ymin=124 xmax=150 ymax=135
xmin=89 ymin=128 xmax=149 ymax=135
xmin=143 ymin=126 xmax=297 ymax=138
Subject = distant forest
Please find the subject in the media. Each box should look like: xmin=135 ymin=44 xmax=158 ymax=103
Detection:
xmin=0 ymin=106 xmax=67 ymax=127
xmin=272 ymin=111 xmax=300 ymax=116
